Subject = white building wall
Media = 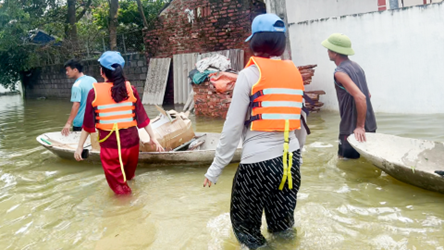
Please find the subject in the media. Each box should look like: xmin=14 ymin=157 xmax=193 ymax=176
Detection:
xmin=288 ymin=3 xmax=444 ymax=114
xmin=400 ymin=0 xmax=443 ymax=7
xmin=286 ymin=0 xmax=377 ymax=23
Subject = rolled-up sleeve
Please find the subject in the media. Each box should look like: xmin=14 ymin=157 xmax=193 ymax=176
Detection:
xmin=204 ymin=71 xmax=251 ymax=183
xmin=82 ymin=89 xmax=97 ymax=133
xmin=132 ymin=86 xmax=150 ymax=128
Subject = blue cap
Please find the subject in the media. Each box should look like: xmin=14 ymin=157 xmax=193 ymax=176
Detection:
xmin=98 ymin=51 xmax=125 ymax=71
xmin=245 ymin=13 xmax=286 ymax=42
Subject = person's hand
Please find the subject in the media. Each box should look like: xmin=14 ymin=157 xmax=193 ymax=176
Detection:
xmin=74 ymin=147 xmax=83 ymax=161
xmin=150 ymin=138 xmax=164 ymax=152
xmin=61 ymin=123 xmax=71 ymax=136
xmin=354 ymin=127 xmax=366 ymax=142
xmin=203 ymin=178 xmax=213 ymax=188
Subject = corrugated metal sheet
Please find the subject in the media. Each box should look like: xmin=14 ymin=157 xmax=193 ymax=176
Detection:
xmin=197 ymin=49 xmax=244 ymax=72
xmin=142 ymin=58 xmax=171 ymax=105
xmin=173 ymin=49 xmax=244 ymax=104
xmin=173 ymin=53 xmax=198 ymax=104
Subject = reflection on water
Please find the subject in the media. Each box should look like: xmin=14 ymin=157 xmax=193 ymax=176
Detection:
xmin=0 ymin=95 xmax=443 ymax=249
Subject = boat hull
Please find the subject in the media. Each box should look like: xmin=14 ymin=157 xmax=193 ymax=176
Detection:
xmin=348 ymin=133 xmax=444 ymax=194
xmin=37 ymin=132 xmax=242 ymax=166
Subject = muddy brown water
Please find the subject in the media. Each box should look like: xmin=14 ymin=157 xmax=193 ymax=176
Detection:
xmin=0 ymin=95 xmax=443 ymax=249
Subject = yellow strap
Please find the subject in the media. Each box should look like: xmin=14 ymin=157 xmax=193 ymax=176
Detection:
xmin=97 ymin=123 xmax=127 ymax=183
xmin=279 ymin=119 xmax=293 ymax=190
xmin=288 ymin=151 xmax=293 ymax=189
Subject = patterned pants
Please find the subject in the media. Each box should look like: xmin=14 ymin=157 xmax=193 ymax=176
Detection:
xmin=230 ymin=150 xmax=301 ymax=249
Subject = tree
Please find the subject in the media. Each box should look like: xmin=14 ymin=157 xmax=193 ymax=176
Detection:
xmin=109 ymin=0 xmax=119 ymax=50
xmin=92 ymin=0 xmax=167 ymax=51
xmin=66 ymin=0 xmax=93 ymax=51
xmin=136 ymin=0 xmax=149 ymax=28
xmin=0 ymin=0 xmax=167 ymax=90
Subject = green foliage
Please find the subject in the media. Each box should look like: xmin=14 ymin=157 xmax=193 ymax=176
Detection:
xmin=92 ymin=0 xmax=167 ymax=52
xmin=93 ymin=0 xmax=167 ymax=32
xmin=0 ymin=0 xmax=167 ymax=90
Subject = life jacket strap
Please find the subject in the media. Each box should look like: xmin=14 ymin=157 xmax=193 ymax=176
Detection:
xmin=279 ymin=119 xmax=293 ymax=190
xmin=98 ymin=123 xmax=127 ymax=183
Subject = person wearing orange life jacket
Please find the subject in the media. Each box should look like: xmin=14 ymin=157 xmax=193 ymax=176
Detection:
xmin=74 ymin=51 xmax=164 ymax=195
xmin=203 ymin=14 xmax=306 ymax=249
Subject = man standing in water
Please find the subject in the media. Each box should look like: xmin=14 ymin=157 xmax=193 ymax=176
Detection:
xmin=322 ymin=33 xmax=377 ymax=159
xmin=61 ymin=59 xmax=97 ymax=136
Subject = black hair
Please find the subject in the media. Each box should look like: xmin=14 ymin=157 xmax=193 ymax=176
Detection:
xmin=249 ymin=21 xmax=286 ymax=58
xmin=64 ymin=59 xmax=83 ymax=73
xmin=101 ymin=64 xmax=128 ymax=103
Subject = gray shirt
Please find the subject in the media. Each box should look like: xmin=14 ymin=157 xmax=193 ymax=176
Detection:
xmin=334 ymin=60 xmax=377 ymax=135
xmin=205 ymin=65 xmax=301 ymax=184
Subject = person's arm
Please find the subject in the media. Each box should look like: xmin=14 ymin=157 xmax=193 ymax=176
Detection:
xmin=334 ymin=71 xmax=367 ymax=142
xmin=143 ymin=123 xmax=164 ymax=152
xmin=74 ymin=130 xmax=91 ymax=161
xmin=62 ymin=85 xmax=82 ymax=136
xmin=131 ymin=86 xmax=163 ymax=152
xmin=62 ymin=102 xmax=80 ymax=136
xmin=74 ymin=89 xmax=97 ymax=161
xmin=203 ymin=71 xmax=251 ymax=187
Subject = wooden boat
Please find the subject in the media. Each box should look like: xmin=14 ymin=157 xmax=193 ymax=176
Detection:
xmin=348 ymin=133 xmax=444 ymax=194
xmin=36 ymin=132 xmax=242 ymax=165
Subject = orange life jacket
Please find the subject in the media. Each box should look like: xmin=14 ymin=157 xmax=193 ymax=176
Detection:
xmin=245 ymin=56 xmax=305 ymax=132
xmin=91 ymin=81 xmax=137 ymax=131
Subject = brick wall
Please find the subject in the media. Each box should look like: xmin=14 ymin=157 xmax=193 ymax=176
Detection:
xmin=23 ymin=53 xmax=148 ymax=99
xmin=143 ymin=0 xmax=266 ymax=106
xmin=193 ymin=81 xmax=232 ymax=118
xmin=144 ymin=0 xmax=265 ymax=59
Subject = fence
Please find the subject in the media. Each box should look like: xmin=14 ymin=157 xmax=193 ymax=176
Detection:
xmin=34 ymin=29 xmax=145 ymax=67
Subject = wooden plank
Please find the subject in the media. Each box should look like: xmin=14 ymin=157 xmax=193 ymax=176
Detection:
xmin=306 ymin=90 xmax=326 ymax=95
xmin=183 ymin=89 xmax=194 ymax=111
xmin=142 ymin=58 xmax=171 ymax=105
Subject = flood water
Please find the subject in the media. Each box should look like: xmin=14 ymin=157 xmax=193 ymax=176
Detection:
xmin=1 ymin=94 xmax=444 ymax=250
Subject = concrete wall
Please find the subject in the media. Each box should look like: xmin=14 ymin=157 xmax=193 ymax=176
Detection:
xmin=289 ymin=3 xmax=444 ymax=114
xmin=285 ymin=0 xmax=443 ymax=23
xmin=401 ymin=0 xmax=442 ymax=7
xmin=23 ymin=53 xmax=148 ymax=99
xmin=286 ymin=0 xmax=377 ymax=23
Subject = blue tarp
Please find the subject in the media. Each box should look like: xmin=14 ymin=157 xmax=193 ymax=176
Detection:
xmin=27 ymin=30 xmax=61 ymax=46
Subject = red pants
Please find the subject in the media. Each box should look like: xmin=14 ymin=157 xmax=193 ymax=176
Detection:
xmin=100 ymin=144 xmax=139 ymax=195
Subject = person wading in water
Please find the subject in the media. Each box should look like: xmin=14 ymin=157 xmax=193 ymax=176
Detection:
xmin=61 ymin=59 xmax=97 ymax=136
xmin=322 ymin=33 xmax=377 ymax=159
xmin=203 ymin=14 xmax=306 ymax=249
xmin=74 ymin=51 xmax=163 ymax=195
